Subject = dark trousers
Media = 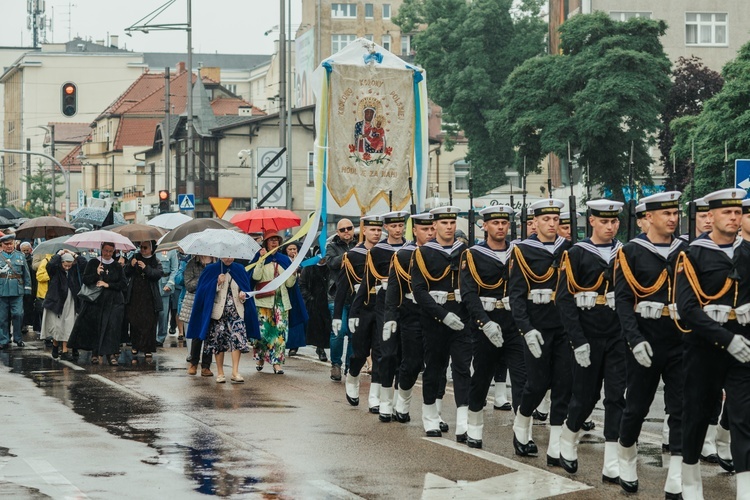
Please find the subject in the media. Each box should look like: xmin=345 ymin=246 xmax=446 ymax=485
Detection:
xmin=379 ymin=325 xmax=401 ymax=389
xmin=566 ymin=336 xmax=626 ymax=441
xmin=494 ymin=356 xmax=508 ymax=383
xmin=349 ymin=307 xmax=382 ymax=383
xmin=398 ymin=316 xmax=424 ymax=391
xmin=469 ymin=331 xmax=526 ymax=413
xmin=683 ymin=342 xmax=750 ymax=471
xmin=518 ymin=327 xmax=572 ymax=426
xmin=619 ymin=336 xmax=683 ymax=453
xmin=190 ymin=339 xmax=212 ymax=369
xmin=421 ymin=318 xmax=472 ymax=407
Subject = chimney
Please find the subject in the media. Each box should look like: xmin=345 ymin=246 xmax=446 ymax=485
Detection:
xmin=238 ymin=106 xmax=253 ymax=116
xmin=96 ymin=39 xmax=105 ymax=46
xmin=177 ymin=61 xmax=186 ymax=74
xmin=110 ymin=35 xmax=119 ymax=48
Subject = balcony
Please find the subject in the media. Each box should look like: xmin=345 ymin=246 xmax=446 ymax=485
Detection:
xmin=82 ymin=141 xmax=108 ymax=156
xmin=122 ymin=185 xmax=145 ymax=200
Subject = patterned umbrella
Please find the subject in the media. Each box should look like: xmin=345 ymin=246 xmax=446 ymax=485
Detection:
xmin=70 ymin=207 xmax=126 ymax=226
xmin=179 ymin=229 xmax=261 ymax=260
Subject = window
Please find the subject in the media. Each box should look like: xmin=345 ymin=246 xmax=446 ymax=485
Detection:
xmin=382 ymin=34 xmax=391 ymax=51
xmin=149 ymin=162 xmax=155 ymax=194
xmin=383 ymin=4 xmax=391 ymax=19
xmin=454 ymin=161 xmax=470 ymax=192
xmin=365 ymin=34 xmax=373 ymax=42
xmin=331 ymin=3 xmax=356 ymax=19
xmin=365 ymin=3 xmax=373 ymax=19
xmin=332 ymin=34 xmax=357 ymax=53
xmin=307 ymin=151 xmax=315 ymax=186
xmin=609 ymin=11 xmax=651 ymax=21
xmin=686 ymin=13 xmax=728 ymax=46
xmin=401 ymin=35 xmax=412 ymax=56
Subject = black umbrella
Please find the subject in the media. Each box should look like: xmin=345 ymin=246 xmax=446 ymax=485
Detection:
xmin=0 ymin=207 xmax=24 ymax=219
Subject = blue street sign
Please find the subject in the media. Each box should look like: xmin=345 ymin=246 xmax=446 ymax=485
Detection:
xmin=178 ymin=193 xmax=195 ymax=211
xmin=735 ymin=159 xmax=750 ymax=198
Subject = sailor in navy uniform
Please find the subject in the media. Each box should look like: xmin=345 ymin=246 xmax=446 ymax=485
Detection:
xmin=613 ymin=191 xmax=687 ymax=498
xmin=556 ymin=200 xmax=626 ymax=480
xmin=335 ymin=215 xmax=383 ymax=407
xmin=383 ymin=212 xmax=435 ymax=423
xmin=350 ymin=210 xmax=408 ymax=418
xmin=410 ymin=206 xmax=472 ymax=440
xmin=460 ymin=205 xmax=526 ymax=449
xmin=635 ymin=203 xmax=648 ymax=235
xmin=675 ymin=188 xmax=750 ymax=499
xmin=679 ymin=197 xmax=712 ymax=242
xmin=508 ymin=198 xmax=571 ymax=464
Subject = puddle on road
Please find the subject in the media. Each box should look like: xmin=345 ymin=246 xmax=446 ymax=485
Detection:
xmin=2 ymin=351 xmax=280 ymax=497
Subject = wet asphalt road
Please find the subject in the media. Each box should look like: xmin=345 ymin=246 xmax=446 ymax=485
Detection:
xmin=0 ymin=334 xmax=738 ymax=499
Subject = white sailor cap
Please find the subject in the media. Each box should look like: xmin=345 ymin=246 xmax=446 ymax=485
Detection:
xmin=429 ymin=206 xmax=461 ymax=220
xmin=382 ymin=210 xmax=410 ymax=224
xmin=558 ymin=212 xmax=573 ymax=225
xmin=411 ymin=212 xmax=435 ymax=225
xmin=742 ymin=199 xmax=750 ymax=214
xmin=640 ymin=191 xmax=681 ymax=211
xmin=635 ymin=203 xmax=646 ymax=219
xmin=703 ymin=188 xmax=746 ymax=210
xmin=479 ymin=205 xmax=514 ymax=221
xmin=586 ymin=199 xmax=624 ymax=218
xmin=529 ymin=198 xmax=565 ymax=217
xmin=694 ymin=197 xmax=710 ymax=213
xmin=526 ymin=207 xmax=535 ymax=218
xmin=361 ymin=215 xmax=384 ymax=227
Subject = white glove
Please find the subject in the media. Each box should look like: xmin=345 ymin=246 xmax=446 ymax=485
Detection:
xmin=727 ymin=335 xmax=750 ymax=363
xmin=443 ymin=312 xmax=465 ymax=331
xmin=382 ymin=321 xmax=397 ymax=342
xmin=331 ymin=319 xmax=342 ymax=333
xmin=574 ymin=343 xmax=591 ymax=368
xmin=524 ymin=329 xmax=544 ymax=358
xmin=348 ymin=317 xmax=359 ymax=333
xmin=632 ymin=341 xmax=653 ymax=368
xmin=481 ymin=321 xmax=504 ymax=348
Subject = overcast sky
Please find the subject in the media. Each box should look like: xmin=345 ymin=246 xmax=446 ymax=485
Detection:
xmin=1 ymin=0 xmax=303 ymax=55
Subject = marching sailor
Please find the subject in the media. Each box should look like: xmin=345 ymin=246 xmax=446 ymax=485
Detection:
xmin=675 ymin=188 xmax=750 ymax=499
xmin=508 ymin=198 xmax=571 ymax=464
xmin=334 ymin=215 xmax=382 ymax=408
xmin=383 ymin=212 xmax=436 ymax=423
xmin=410 ymin=206 xmax=472 ymax=440
xmin=613 ymin=191 xmax=686 ymax=498
xmin=556 ymin=200 xmax=626 ymax=481
xmin=349 ymin=210 xmax=408 ymax=419
xmin=460 ymin=205 xmax=527 ymax=449
xmin=680 ymin=198 xmax=712 ymax=242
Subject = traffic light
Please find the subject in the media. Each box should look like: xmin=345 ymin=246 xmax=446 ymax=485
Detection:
xmin=158 ymin=190 xmax=170 ymax=213
xmin=61 ymin=82 xmax=77 ymax=117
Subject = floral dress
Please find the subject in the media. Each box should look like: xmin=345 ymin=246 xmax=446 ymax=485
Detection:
xmin=204 ymin=287 xmax=250 ymax=355
xmin=254 ymin=289 xmax=288 ymax=365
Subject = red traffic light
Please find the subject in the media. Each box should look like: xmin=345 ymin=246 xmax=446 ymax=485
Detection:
xmin=61 ymin=82 xmax=77 ymax=117
xmin=63 ymin=84 xmax=75 ymax=95
xmin=159 ymin=190 xmax=169 ymax=200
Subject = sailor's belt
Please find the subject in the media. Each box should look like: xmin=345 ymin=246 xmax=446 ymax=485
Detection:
xmin=480 ymin=296 xmax=511 ymax=312
xmin=704 ymin=303 xmax=750 ymax=325
xmin=635 ymin=301 xmax=676 ymax=320
xmin=2 ymin=274 xmax=22 ymax=280
xmin=369 ymin=285 xmax=382 ymax=294
xmin=527 ymin=289 xmax=555 ymax=305
xmin=429 ymin=290 xmax=461 ymax=305
xmin=575 ymin=291 xmax=615 ymax=310
xmin=381 ymin=279 xmax=388 ymax=291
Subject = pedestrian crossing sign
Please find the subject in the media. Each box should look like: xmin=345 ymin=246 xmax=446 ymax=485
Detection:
xmin=178 ymin=193 xmax=195 ymax=211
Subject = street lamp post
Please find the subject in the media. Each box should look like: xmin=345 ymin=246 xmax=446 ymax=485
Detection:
xmin=0 ymin=148 xmax=70 ymax=221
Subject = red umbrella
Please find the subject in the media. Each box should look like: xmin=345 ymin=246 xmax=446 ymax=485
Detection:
xmin=230 ymin=208 xmax=301 ymax=234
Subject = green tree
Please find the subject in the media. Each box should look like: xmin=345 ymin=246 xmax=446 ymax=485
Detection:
xmin=22 ymin=162 xmax=64 ymax=217
xmin=498 ymin=12 xmax=671 ymax=201
xmin=659 ymin=56 xmax=723 ymax=191
xmin=397 ymin=0 xmax=547 ymax=195
xmin=671 ymin=41 xmax=750 ymax=197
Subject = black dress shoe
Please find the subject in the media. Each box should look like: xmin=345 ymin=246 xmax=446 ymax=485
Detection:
xmin=700 ymin=453 xmax=719 ymax=464
xmin=602 ymin=474 xmax=619 ymax=484
xmin=288 ymin=348 xmax=298 ymax=356
xmin=619 ymin=478 xmax=639 ymax=493
xmin=546 ymin=455 xmax=560 ymax=467
xmin=439 ymin=421 xmax=449 ymax=433
xmin=581 ymin=420 xmax=596 ymax=432
xmin=156 ymin=341 xmax=164 ymax=348
xmin=394 ymin=411 xmax=411 ymax=423
xmin=527 ymin=440 xmax=538 ymax=454
xmin=494 ymin=402 xmax=512 ymax=411
xmin=467 ymin=437 xmax=482 ymax=449
xmin=369 ymin=406 xmax=380 ymax=414
xmin=717 ymin=456 xmax=735 ymax=473
xmin=532 ymin=410 xmax=548 ymax=422
xmin=513 ymin=434 xmax=537 ymax=456
xmin=346 ymin=394 xmax=359 ymax=406
xmin=456 ymin=432 xmax=467 ymax=443
xmin=425 ymin=429 xmax=442 ymax=438
xmin=559 ymin=455 xmax=578 ymax=473
xmin=379 ymin=413 xmax=392 ymax=423
xmin=665 ymin=492 xmax=683 ymax=500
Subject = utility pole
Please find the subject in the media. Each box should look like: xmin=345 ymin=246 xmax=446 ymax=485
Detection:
xmin=49 ymin=125 xmax=56 ymax=215
xmin=286 ymin=0 xmax=293 ymax=210
xmin=164 ymin=67 xmax=171 ymax=193
xmin=186 ymin=0 xmax=195 ymax=213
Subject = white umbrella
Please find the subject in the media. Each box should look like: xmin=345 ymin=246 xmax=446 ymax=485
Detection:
xmin=66 ymin=229 xmax=136 ymax=252
xmin=147 ymin=213 xmax=193 ymax=230
xmin=179 ymin=229 xmax=261 ymax=260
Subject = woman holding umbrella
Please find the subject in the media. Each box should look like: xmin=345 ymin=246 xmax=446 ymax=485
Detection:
xmin=41 ymin=250 xmax=86 ymax=360
xmin=124 ymin=241 xmax=163 ymax=362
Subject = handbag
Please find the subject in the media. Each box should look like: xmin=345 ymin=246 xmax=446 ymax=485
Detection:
xmin=78 ymin=283 xmax=102 ymax=303
xmin=255 ymin=263 xmax=279 ymax=299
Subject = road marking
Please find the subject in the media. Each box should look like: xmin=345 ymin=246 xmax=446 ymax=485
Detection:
xmin=88 ymin=374 xmax=149 ymax=401
xmin=308 ymin=479 xmax=366 ymax=499
xmin=422 ymin=440 xmax=592 ymax=499
xmin=25 ymin=458 xmax=89 ymax=499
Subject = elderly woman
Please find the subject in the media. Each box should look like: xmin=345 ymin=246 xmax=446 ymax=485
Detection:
xmin=124 ymin=240 xmax=163 ymax=362
xmin=251 ymin=231 xmax=307 ymax=374
xmin=42 ymin=250 xmax=86 ymax=361
xmin=188 ymin=257 xmax=260 ymax=383
xmin=68 ymin=242 xmax=127 ymax=365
